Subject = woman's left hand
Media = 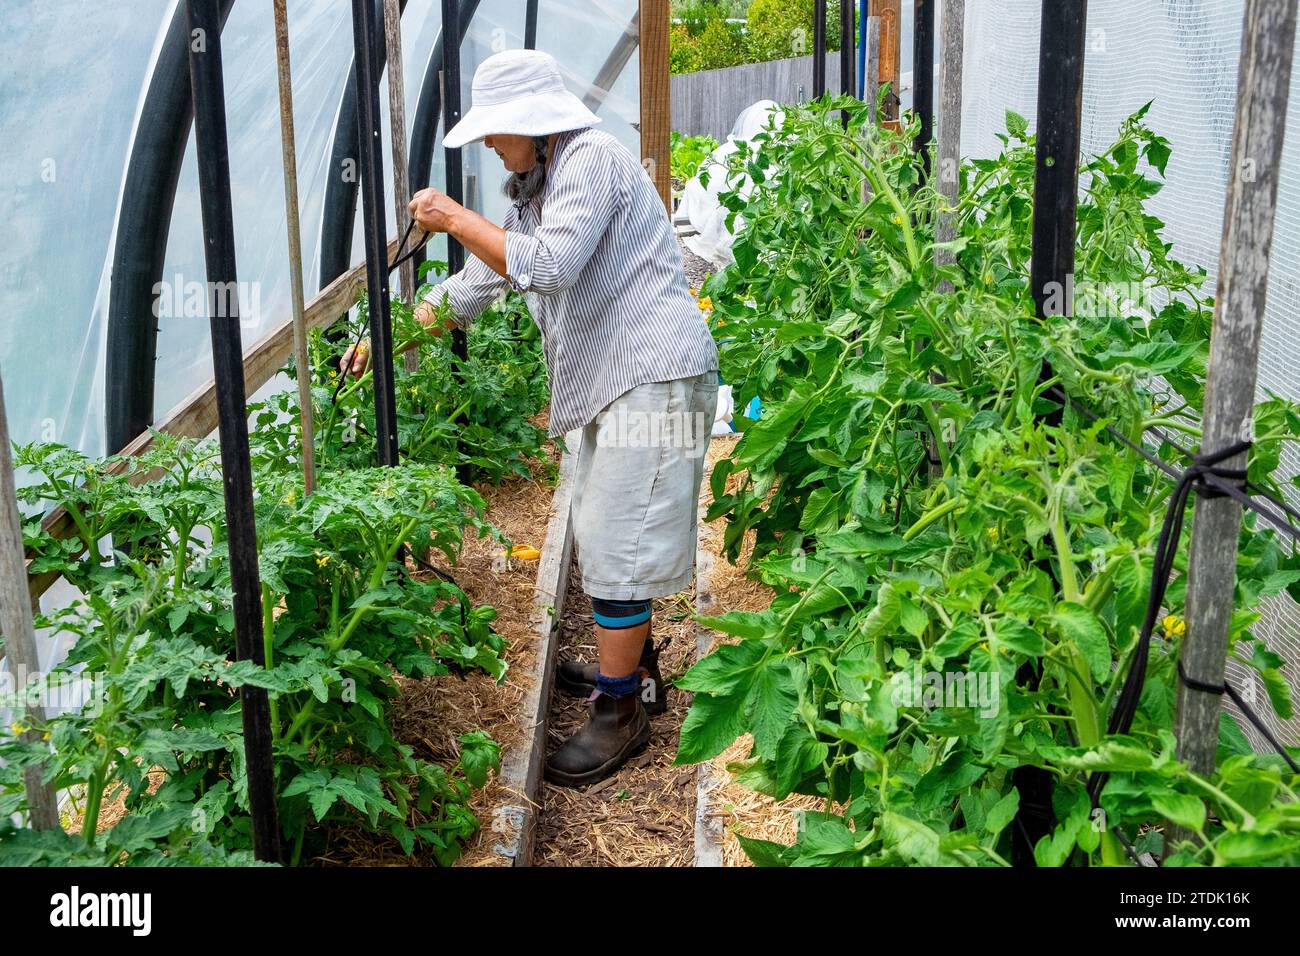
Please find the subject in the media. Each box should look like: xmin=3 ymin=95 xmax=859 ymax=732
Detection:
xmin=409 ymin=187 xmax=463 ymax=234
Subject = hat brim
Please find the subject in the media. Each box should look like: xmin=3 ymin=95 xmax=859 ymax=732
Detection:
xmin=443 ymin=89 xmax=602 ymax=149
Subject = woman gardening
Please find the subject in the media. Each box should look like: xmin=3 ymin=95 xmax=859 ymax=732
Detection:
xmin=342 ymin=49 xmax=719 ymax=787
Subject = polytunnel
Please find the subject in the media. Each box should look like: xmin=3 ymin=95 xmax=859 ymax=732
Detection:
xmin=1 ymin=0 xmax=1300 ymax=900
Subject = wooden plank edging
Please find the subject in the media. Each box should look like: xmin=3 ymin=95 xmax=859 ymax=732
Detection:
xmin=693 ymin=441 xmax=726 ymax=866
xmin=489 ymin=431 xmax=582 ymax=865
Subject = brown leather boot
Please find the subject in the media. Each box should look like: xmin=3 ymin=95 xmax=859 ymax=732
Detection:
xmin=556 ymin=638 xmax=669 ymax=716
xmin=544 ymin=692 xmax=650 ymax=787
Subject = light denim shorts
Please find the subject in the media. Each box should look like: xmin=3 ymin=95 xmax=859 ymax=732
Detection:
xmin=570 ymin=370 xmax=719 ymax=601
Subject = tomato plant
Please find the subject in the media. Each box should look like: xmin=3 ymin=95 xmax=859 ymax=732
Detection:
xmin=0 ymin=286 xmax=549 ymax=865
xmin=679 ymin=96 xmax=1300 ymax=866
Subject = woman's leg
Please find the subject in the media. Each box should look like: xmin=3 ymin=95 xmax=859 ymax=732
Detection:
xmin=596 ymin=619 xmax=650 ymax=677
xmin=546 ymin=371 xmax=717 ymax=787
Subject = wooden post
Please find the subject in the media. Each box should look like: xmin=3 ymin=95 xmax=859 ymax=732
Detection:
xmin=934 ymin=0 xmax=964 ymax=286
xmin=0 ymin=374 xmax=58 ymax=830
xmin=869 ymin=0 xmax=900 ymax=126
xmin=640 ymin=0 xmax=671 ymax=214
xmin=383 ymin=0 xmax=420 ymax=374
xmin=272 ymin=0 xmax=318 ymax=496
xmin=1175 ymin=0 xmax=1297 ymax=778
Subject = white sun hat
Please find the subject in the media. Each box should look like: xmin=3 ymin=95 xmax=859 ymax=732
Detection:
xmin=442 ymin=48 xmax=602 ymax=149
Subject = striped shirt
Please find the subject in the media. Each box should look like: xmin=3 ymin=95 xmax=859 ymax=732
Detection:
xmin=424 ymin=126 xmax=718 ymax=437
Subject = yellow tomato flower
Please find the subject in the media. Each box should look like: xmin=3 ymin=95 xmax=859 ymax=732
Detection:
xmin=987 ymin=526 xmax=999 ymax=543
xmin=1162 ymin=614 xmax=1186 ymax=638
xmin=891 ymin=214 xmax=903 ymax=225
xmin=10 ymin=721 xmax=27 ymax=736
xmin=316 ymin=553 xmax=331 ymax=568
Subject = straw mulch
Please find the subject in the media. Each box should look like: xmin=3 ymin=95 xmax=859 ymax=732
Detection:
xmin=696 ymin=435 xmax=825 ymax=868
xmin=530 ymin=560 xmax=699 ymax=867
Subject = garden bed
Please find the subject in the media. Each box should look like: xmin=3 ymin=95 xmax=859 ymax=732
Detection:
xmin=312 ymin=426 xmax=563 ymax=866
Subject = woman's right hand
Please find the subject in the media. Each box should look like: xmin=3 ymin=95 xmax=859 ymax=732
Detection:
xmin=340 ymin=338 xmax=371 ymax=378
xmin=415 ymin=300 xmax=448 ymax=337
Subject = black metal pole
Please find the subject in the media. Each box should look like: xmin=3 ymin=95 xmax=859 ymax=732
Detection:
xmin=351 ymin=0 xmax=401 ymax=466
xmin=840 ymin=0 xmax=857 ymax=125
xmin=1010 ymin=0 xmax=1088 ymax=868
xmin=813 ymin=0 xmax=827 ymax=98
xmin=440 ymin=0 xmax=469 ymax=370
xmin=441 ymin=0 xmax=466 ymax=276
xmin=913 ymin=0 xmax=935 ymax=179
xmin=524 ymin=0 xmax=538 ymax=49
xmin=1030 ymin=0 xmax=1087 ymax=329
xmin=840 ymin=0 xmax=856 ymax=97
xmin=184 ymin=0 xmax=281 ymax=864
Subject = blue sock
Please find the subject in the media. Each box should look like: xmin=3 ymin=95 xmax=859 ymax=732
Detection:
xmin=595 ymin=670 xmax=641 ymax=699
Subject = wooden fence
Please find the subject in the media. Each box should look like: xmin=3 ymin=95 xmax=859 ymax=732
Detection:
xmin=670 ymin=43 xmax=872 ymax=140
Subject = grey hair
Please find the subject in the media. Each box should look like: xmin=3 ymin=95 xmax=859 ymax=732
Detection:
xmin=503 ymin=135 xmax=551 ymax=205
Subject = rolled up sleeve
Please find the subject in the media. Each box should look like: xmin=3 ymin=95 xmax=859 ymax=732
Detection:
xmin=505 ymin=140 xmax=618 ymax=296
xmin=421 ymin=204 xmax=521 ymax=327
xmin=423 ymin=255 xmax=507 ymax=329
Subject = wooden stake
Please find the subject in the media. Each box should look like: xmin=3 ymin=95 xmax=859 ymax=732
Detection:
xmin=383 ymin=0 xmax=420 ymax=374
xmin=934 ymin=0 xmax=965 ymax=288
xmin=0 ymin=373 xmax=58 ymax=830
xmin=1175 ymin=0 xmax=1297 ymax=778
xmin=869 ymin=0 xmax=900 ymax=126
xmin=272 ymin=0 xmax=317 ymax=496
xmin=639 ymin=0 xmax=671 ymax=214
xmin=865 ymin=16 xmax=880 ymax=121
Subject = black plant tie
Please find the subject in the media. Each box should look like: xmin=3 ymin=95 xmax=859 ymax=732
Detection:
xmin=1176 ymin=661 xmax=1300 ymax=774
xmin=1176 ymin=659 xmax=1225 ymax=695
xmin=1087 ymin=440 xmax=1251 ymax=806
xmin=388 ymin=217 xmax=432 ymax=276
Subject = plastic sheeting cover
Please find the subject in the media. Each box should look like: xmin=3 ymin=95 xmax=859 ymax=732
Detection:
xmin=0 ymin=0 xmax=642 ymax=465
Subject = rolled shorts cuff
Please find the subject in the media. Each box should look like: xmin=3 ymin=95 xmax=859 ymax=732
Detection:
xmin=580 ymin=568 xmax=696 ymax=602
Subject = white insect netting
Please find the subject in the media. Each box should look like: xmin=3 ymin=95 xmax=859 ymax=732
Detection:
xmin=936 ymin=0 xmax=1300 ymax=750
